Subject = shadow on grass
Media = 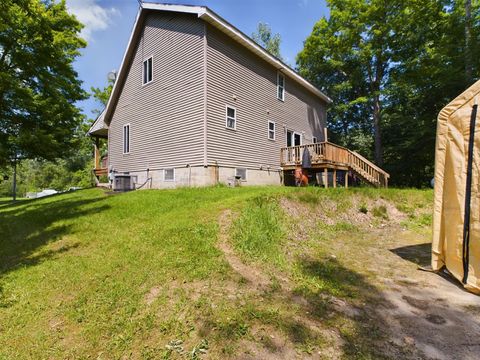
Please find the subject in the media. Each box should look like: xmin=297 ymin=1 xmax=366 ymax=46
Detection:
xmin=287 ymin=256 xmax=397 ymax=359
xmin=204 ymin=255 xmax=406 ymax=358
xmin=0 ymin=192 xmax=109 ymax=276
xmin=390 ymin=243 xmax=431 ymax=267
xmin=0 ymin=200 xmax=14 ymax=207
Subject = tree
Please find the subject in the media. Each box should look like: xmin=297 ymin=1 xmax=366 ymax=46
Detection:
xmin=297 ymin=0 xmax=405 ymax=166
xmin=90 ymin=78 xmax=114 ymax=115
xmin=297 ymin=0 xmax=480 ymax=186
xmin=252 ymin=22 xmax=283 ymax=60
xmin=465 ymin=0 xmax=473 ymax=82
xmin=0 ymin=0 xmax=87 ymax=168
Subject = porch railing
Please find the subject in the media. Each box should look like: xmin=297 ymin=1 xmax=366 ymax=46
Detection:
xmin=280 ymin=142 xmax=389 ymax=187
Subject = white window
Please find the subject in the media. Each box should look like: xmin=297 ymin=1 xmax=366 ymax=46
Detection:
xmin=123 ymin=124 xmax=130 ymax=154
xmin=312 ymin=136 xmax=318 ymax=143
xmin=226 ymin=105 xmax=236 ymax=129
xmin=164 ymin=168 xmax=175 ymax=181
xmin=268 ymin=121 xmax=275 ymax=140
xmin=235 ymin=168 xmax=247 ymax=181
xmin=277 ymin=72 xmax=285 ymax=101
xmin=143 ymin=56 xmax=153 ymax=85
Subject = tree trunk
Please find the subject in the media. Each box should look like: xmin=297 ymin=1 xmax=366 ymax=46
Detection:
xmin=465 ymin=0 xmax=473 ymax=83
xmin=373 ymin=94 xmax=383 ymax=166
xmin=12 ymin=155 xmax=17 ymax=202
xmin=372 ymin=55 xmax=384 ymax=166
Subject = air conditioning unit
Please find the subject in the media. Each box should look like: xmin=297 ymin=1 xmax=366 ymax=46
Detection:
xmin=113 ymin=175 xmax=134 ymax=191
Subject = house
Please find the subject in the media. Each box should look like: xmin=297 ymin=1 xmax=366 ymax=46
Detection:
xmin=88 ymin=3 xmax=389 ymax=189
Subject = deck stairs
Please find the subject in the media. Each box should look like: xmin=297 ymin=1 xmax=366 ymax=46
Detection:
xmin=281 ymin=142 xmax=389 ymax=188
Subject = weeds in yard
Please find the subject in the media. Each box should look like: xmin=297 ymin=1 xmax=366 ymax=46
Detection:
xmin=359 ymin=203 xmax=368 ymax=214
xmin=231 ymin=195 xmax=286 ymax=266
xmin=297 ymin=191 xmax=320 ymax=205
xmin=372 ymin=205 xmax=388 ymax=219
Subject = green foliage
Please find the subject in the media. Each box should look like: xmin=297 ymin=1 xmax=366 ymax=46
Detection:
xmin=297 ymin=191 xmax=321 ymax=205
xmin=297 ymin=0 xmax=398 ymax=164
xmin=252 ymin=22 xmax=283 ymax=60
xmin=297 ymin=0 xmax=480 ymax=187
xmin=90 ymin=78 xmax=114 ymax=115
xmin=0 ymin=70 xmax=116 ymax=197
xmin=0 ymin=0 xmax=87 ymax=166
xmin=231 ymin=195 xmax=285 ymax=265
xmin=359 ymin=204 xmax=368 ymax=214
xmin=0 ymin=123 xmax=95 ymax=196
xmin=372 ymin=205 xmax=388 ymax=220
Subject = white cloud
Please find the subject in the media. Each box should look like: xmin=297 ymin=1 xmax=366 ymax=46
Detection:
xmin=67 ymin=0 xmax=119 ymax=41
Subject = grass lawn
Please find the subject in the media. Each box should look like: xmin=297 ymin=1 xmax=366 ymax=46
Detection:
xmin=0 ymin=186 xmax=434 ymax=359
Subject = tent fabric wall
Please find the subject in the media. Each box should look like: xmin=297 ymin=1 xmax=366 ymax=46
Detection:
xmin=432 ymin=80 xmax=480 ymax=294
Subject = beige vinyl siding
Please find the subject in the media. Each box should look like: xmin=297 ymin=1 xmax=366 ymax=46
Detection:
xmin=108 ymin=12 xmax=205 ymax=173
xmin=205 ymin=25 xmax=327 ymax=169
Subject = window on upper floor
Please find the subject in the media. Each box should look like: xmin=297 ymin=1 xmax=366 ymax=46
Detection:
xmin=123 ymin=124 xmax=130 ymax=154
xmin=313 ymin=136 xmax=318 ymax=143
xmin=268 ymin=121 xmax=275 ymax=140
xmin=277 ymin=72 xmax=285 ymax=101
xmin=143 ymin=56 xmax=153 ymax=85
xmin=226 ymin=106 xmax=236 ymax=130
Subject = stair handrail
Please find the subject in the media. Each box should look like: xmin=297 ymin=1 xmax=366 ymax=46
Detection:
xmin=348 ymin=150 xmax=390 ymax=179
xmin=280 ymin=142 xmax=390 ymax=187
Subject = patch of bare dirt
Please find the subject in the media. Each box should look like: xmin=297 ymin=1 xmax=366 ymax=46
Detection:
xmin=144 ymin=279 xmax=211 ymax=306
xmin=145 ymin=286 xmax=161 ymax=305
xmin=236 ymin=326 xmax=302 ymax=360
xmin=381 ymin=276 xmax=480 ymax=360
xmin=281 ymin=195 xmax=407 ymax=234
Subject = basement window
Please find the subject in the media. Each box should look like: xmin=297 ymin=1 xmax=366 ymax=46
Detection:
xmin=235 ymin=168 xmax=247 ymax=181
xmin=268 ymin=121 xmax=275 ymax=140
xmin=226 ymin=105 xmax=236 ymax=130
xmin=277 ymin=72 xmax=285 ymax=101
xmin=143 ymin=56 xmax=153 ymax=85
xmin=123 ymin=124 xmax=130 ymax=154
xmin=164 ymin=168 xmax=175 ymax=181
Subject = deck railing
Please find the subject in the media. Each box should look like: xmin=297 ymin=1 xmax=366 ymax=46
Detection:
xmin=280 ymin=142 xmax=389 ymax=187
xmin=93 ymin=155 xmax=108 ymax=178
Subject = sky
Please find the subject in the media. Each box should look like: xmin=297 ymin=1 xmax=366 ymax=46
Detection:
xmin=67 ymin=0 xmax=329 ymax=119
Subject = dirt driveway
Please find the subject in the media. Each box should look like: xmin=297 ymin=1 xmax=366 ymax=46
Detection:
xmin=383 ymin=244 xmax=480 ymax=360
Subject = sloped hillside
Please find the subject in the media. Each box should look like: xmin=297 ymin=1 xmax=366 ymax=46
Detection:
xmin=0 ymin=187 xmax=478 ymax=359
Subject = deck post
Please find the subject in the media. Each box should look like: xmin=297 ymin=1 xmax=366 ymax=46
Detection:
xmin=333 ymin=169 xmax=337 ymax=188
xmin=345 ymin=170 xmax=349 ymax=188
xmin=324 ymin=168 xmax=328 ymax=188
xmin=94 ymin=137 xmax=100 ymax=170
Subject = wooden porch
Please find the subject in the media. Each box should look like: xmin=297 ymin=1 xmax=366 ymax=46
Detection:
xmin=280 ymin=142 xmax=389 ymax=188
xmin=93 ymin=137 xmax=108 ymax=179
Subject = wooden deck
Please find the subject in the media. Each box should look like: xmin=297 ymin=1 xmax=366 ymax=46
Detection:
xmin=281 ymin=142 xmax=389 ymax=187
xmin=93 ymin=167 xmax=108 ymax=177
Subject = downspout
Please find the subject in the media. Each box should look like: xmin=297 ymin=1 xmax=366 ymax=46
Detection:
xmin=202 ymin=22 xmax=208 ymax=167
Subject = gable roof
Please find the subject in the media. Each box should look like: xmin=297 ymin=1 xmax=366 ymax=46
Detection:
xmin=87 ymin=110 xmax=108 ymax=137
xmin=101 ymin=2 xmax=332 ymax=126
